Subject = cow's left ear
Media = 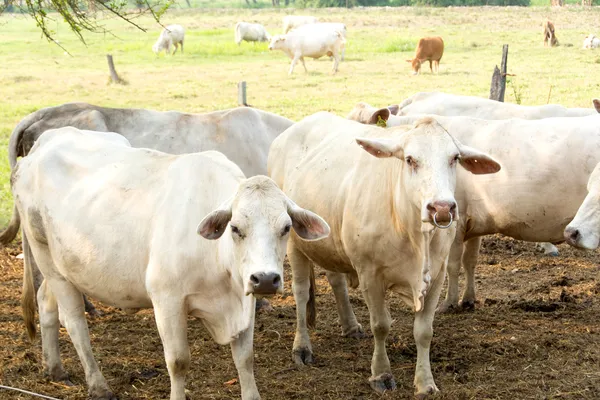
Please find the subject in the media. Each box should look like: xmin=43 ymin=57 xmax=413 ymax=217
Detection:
xmin=197 ymin=198 xmax=233 ymax=240
xmin=593 ymin=98 xmax=600 ymax=113
xmin=457 ymin=144 xmax=502 ymax=175
xmin=387 ymin=104 xmax=400 ymax=115
xmin=367 ymin=108 xmax=390 ymax=126
xmin=286 ymin=199 xmax=330 ymax=241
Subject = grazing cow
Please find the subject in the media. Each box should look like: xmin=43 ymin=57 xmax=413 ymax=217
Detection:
xmin=583 ymin=34 xmax=600 ymax=49
xmin=235 ymin=22 xmax=271 ymax=45
xmin=268 ymin=24 xmax=346 ymax=75
xmin=406 ymin=37 xmax=444 ymax=75
xmin=268 ymin=112 xmax=500 ymax=397
xmin=17 ymin=128 xmax=330 ymax=400
xmin=282 ymin=15 xmax=318 ymax=33
xmin=353 ymin=109 xmax=600 ymax=312
xmin=152 ymin=24 xmax=185 ymax=55
xmin=543 ymin=20 xmax=558 ymax=47
xmin=564 ymin=162 xmax=600 ymax=250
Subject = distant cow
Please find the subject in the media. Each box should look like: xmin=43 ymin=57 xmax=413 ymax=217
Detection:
xmin=17 ymin=128 xmax=330 ymax=399
xmin=235 ymin=22 xmax=271 ymax=45
xmin=406 ymin=36 xmax=444 ymax=75
xmin=268 ymin=112 xmax=500 ymax=397
xmin=282 ymin=15 xmax=318 ymax=33
xmin=543 ymin=20 xmax=558 ymax=47
xmin=583 ymin=34 xmax=600 ymax=49
xmin=153 ymin=24 xmax=185 ymax=55
xmin=269 ymin=24 xmax=346 ymax=75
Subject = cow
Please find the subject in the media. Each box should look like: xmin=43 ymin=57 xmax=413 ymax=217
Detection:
xmin=543 ymin=20 xmax=558 ymax=47
xmin=268 ymin=24 xmax=346 ymax=75
xmin=406 ymin=37 xmax=444 ymax=75
xmin=152 ymin=24 xmax=185 ymax=55
xmin=564 ymin=162 xmax=600 ymax=250
xmin=282 ymin=15 xmax=318 ymax=33
xmin=16 ymin=127 xmax=330 ymax=400
xmin=235 ymin=22 xmax=271 ymax=45
xmin=268 ymin=112 xmax=501 ymax=397
xmin=350 ymin=108 xmax=600 ymax=312
xmin=583 ymin=34 xmax=600 ymax=49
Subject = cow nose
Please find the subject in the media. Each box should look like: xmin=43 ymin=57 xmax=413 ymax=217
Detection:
xmin=564 ymin=227 xmax=580 ymax=245
xmin=427 ymin=201 xmax=457 ymax=227
xmin=249 ymin=272 xmax=281 ymax=295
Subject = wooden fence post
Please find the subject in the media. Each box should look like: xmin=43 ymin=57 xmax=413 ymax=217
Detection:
xmin=106 ymin=54 xmax=125 ymax=84
xmin=238 ymin=81 xmax=250 ymax=107
xmin=489 ymin=44 xmax=508 ymax=102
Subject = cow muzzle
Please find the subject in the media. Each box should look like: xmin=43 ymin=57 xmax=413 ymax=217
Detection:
xmin=564 ymin=226 xmax=581 ymax=247
xmin=247 ymin=272 xmax=282 ymax=296
xmin=426 ymin=200 xmax=457 ymax=229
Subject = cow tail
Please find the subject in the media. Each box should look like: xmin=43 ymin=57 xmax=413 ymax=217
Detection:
xmin=235 ymin=22 xmax=241 ymax=44
xmin=21 ymin=232 xmax=37 ymax=341
xmin=306 ymin=265 xmax=316 ymax=329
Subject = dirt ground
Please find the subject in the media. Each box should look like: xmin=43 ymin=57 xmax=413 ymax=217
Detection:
xmin=0 ymin=235 xmax=599 ymax=400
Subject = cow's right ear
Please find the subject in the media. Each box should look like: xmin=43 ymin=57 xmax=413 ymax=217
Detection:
xmin=197 ymin=198 xmax=233 ymax=240
xmin=356 ymin=137 xmax=404 ymax=158
xmin=367 ymin=108 xmax=390 ymax=126
xmin=593 ymin=98 xmax=600 ymax=113
xmin=387 ymin=104 xmax=400 ymax=115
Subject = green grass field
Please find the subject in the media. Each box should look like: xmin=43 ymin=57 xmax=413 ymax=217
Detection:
xmin=1 ymin=5 xmax=600 ymax=225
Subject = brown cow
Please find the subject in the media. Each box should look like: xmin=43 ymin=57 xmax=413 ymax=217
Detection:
xmin=543 ymin=20 xmax=559 ymax=47
xmin=406 ymin=36 xmax=444 ymax=75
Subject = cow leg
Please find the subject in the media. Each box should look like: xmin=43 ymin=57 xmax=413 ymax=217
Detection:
xmin=428 ymin=60 xmax=433 ymax=73
xmin=332 ymin=54 xmax=340 ymax=74
xmin=153 ymin=300 xmax=190 ymax=400
xmin=230 ymin=305 xmax=260 ymax=400
xmin=289 ymin=242 xmax=314 ymax=365
xmin=437 ymin=237 xmax=464 ymax=313
xmin=360 ymin=270 xmax=395 ymax=394
xmin=172 ymin=44 xmax=179 ymax=55
xmin=288 ymin=55 xmax=300 ymax=75
xmin=180 ymin=40 xmax=184 ymax=53
xmin=538 ymin=242 xmax=559 ymax=256
xmin=300 ymin=57 xmax=308 ymax=73
xmin=37 ymin=279 xmax=70 ymax=383
xmin=325 ymin=271 xmax=363 ymax=338
xmin=413 ymin=263 xmax=445 ymax=398
xmin=460 ymin=236 xmax=482 ymax=310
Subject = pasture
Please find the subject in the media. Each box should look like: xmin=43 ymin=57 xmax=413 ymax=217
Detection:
xmin=1 ymin=4 xmax=600 ymax=400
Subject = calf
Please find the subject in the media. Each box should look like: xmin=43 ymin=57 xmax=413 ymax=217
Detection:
xmin=235 ymin=22 xmax=271 ymax=45
xmin=268 ymin=113 xmax=500 ymax=397
xmin=543 ymin=20 xmax=558 ymax=47
xmin=17 ymin=128 xmax=329 ymax=400
xmin=268 ymin=24 xmax=346 ymax=75
xmin=406 ymin=36 xmax=444 ymax=75
xmin=153 ymin=24 xmax=185 ymax=55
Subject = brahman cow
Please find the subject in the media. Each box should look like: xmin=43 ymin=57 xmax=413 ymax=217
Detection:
xmin=268 ymin=112 xmax=500 ymax=397
xmin=406 ymin=36 xmax=444 ymax=75
xmin=235 ymin=22 xmax=271 ymax=45
xmin=17 ymin=128 xmax=329 ymax=400
xmin=153 ymin=24 xmax=185 ymax=55
xmin=282 ymin=15 xmax=318 ymax=33
xmin=564 ymin=162 xmax=600 ymax=249
xmin=352 ymin=108 xmax=600 ymax=312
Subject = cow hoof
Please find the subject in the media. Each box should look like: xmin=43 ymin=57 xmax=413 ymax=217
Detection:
xmin=436 ymin=301 xmax=459 ymax=314
xmin=368 ymin=373 xmax=396 ymax=394
xmin=255 ymin=298 xmax=274 ymax=313
xmin=460 ymin=300 xmax=476 ymax=311
xmin=292 ymin=347 xmax=313 ymax=366
xmin=89 ymin=386 xmax=117 ymax=400
xmin=44 ymin=368 xmax=71 ymax=384
xmin=342 ymin=324 xmax=365 ymax=339
xmin=546 ymin=251 xmax=559 ymax=257
xmin=415 ymin=383 xmax=439 ymax=399
xmin=86 ymin=307 xmax=104 ymax=318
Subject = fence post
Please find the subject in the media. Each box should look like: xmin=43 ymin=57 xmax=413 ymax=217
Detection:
xmin=489 ymin=44 xmax=508 ymax=102
xmin=238 ymin=81 xmax=248 ymax=106
xmin=106 ymin=54 xmax=125 ymax=84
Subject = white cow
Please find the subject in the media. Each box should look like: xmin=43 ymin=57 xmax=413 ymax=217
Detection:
xmin=351 ymin=108 xmax=600 ymax=312
xmin=17 ymin=128 xmax=330 ymax=400
xmin=268 ymin=24 xmax=346 ymax=75
xmin=152 ymin=24 xmax=185 ymax=55
xmin=268 ymin=112 xmax=500 ymax=397
xmin=282 ymin=15 xmax=318 ymax=33
xmin=583 ymin=34 xmax=600 ymax=49
xmin=564 ymin=162 xmax=600 ymax=249
xmin=235 ymin=22 xmax=271 ymax=45
xmin=397 ymin=91 xmax=598 ymax=119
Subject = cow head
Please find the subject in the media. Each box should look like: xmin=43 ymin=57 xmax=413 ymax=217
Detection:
xmin=564 ymin=162 xmax=600 ymax=250
xmin=356 ymin=117 xmax=501 ymax=230
xmin=406 ymin=58 xmax=422 ymax=75
xmin=197 ymin=176 xmax=330 ymax=297
xmin=268 ymin=35 xmax=286 ymax=51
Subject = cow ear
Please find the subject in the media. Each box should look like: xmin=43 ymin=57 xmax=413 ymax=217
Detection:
xmin=457 ymin=145 xmax=501 ymax=175
xmin=197 ymin=198 xmax=233 ymax=240
xmin=367 ymin=108 xmax=390 ymax=126
xmin=286 ymin=199 xmax=330 ymax=241
xmin=387 ymin=104 xmax=400 ymax=115
xmin=356 ymin=137 xmax=403 ymax=159
xmin=593 ymin=98 xmax=600 ymax=113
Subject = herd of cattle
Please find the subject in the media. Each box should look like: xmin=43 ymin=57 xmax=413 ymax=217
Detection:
xmin=5 ymin=91 xmax=600 ymax=399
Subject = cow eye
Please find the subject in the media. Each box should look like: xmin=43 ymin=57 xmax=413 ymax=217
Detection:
xmin=281 ymin=224 xmax=292 ymax=237
xmin=231 ymin=225 xmax=244 ymax=238
xmin=405 ymin=156 xmax=416 ymax=167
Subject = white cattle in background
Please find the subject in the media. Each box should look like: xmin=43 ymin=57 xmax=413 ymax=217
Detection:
xmin=282 ymin=15 xmax=318 ymax=33
xmin=152 ymin=24 xmax=185 ymax=55
xmin=235 ymin=22 xmax=271 ymax=45
xmin=16 ymin=128 xmax=330 ymax=400
xmin=268 ymin=112 xmax=500 ymax=397
xmin=583 ymin=34 xmax=600 ymax=49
